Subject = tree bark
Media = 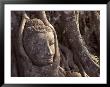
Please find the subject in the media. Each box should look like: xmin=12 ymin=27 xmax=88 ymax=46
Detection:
xmin=60 ymin=11 xmax=100 ymax=77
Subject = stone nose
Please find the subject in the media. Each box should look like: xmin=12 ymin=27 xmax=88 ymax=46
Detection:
xmin=46 ymin=46 xmax=53 ymax=56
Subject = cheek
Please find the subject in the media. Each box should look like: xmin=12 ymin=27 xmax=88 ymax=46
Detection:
xmin=36 ymin=46 xmax=45 ymax=56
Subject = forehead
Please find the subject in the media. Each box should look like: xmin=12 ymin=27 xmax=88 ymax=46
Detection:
xmin=36 ymin=31 xmax=54 ymax=41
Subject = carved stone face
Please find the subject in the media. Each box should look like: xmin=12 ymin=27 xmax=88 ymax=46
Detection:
xmin=23 ymin=26 xmax=55 ymax=67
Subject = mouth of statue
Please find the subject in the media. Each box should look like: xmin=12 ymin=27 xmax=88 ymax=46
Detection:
xmin=44 ymin=57 xmax=53 ymax=63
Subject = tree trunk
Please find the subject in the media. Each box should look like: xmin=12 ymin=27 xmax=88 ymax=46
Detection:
xmin=60 ymin=11 xmax=100 ymax=77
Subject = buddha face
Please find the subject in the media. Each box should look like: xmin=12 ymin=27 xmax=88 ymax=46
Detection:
xmin=23 ymin=27 xmax=55 ymax=66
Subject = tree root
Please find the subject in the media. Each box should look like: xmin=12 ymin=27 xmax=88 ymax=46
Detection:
xmin=17 ymin=11 xmax=33 ymax=76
